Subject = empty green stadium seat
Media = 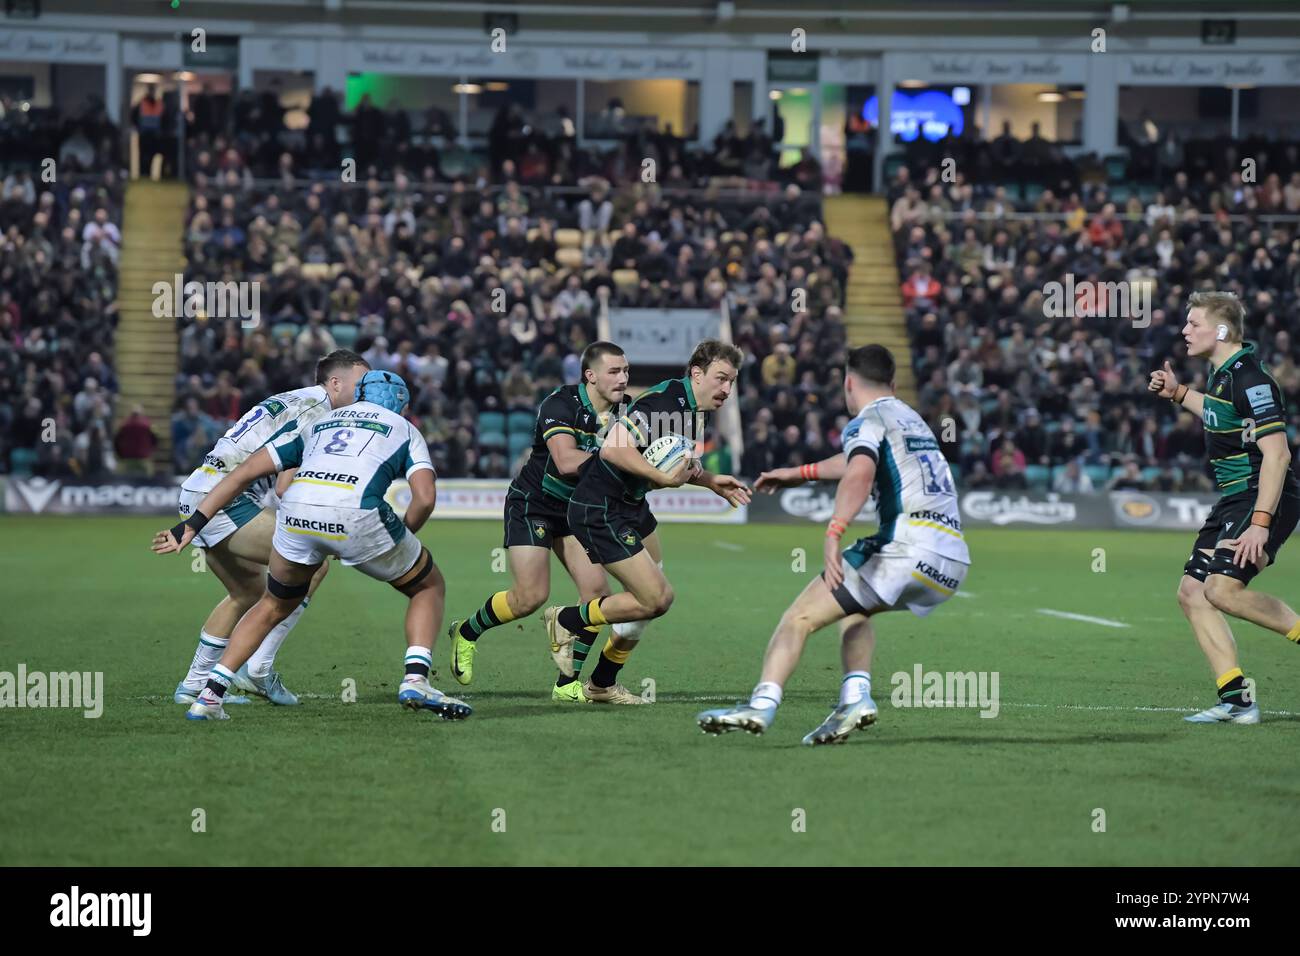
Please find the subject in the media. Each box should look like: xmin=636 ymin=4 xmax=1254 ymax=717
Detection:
xmin=272 ymin=321 xmax=300 ymax=341
xmin=507 ymin=411 xmax=535 ymax=435
xmin=479 ymin=412 xmax=506 ymax=435
xmin=508 ymin=432 xmax=533 ymax=456
xmin=9 ymin=447 xmax=37 ymax=476
xmin=1024 ymin=464 xmax=1051 ymax=489
xmin=330 ymin=324 xmax=359 ymax=348
xmin=1085 ymin=465 xmax=1111 ymax=486
xmin=479 ymin=430 xmax=507 ymax=450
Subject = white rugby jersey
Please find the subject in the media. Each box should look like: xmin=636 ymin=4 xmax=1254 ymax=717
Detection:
xmin=183 ymin=385 xmax=332 ymax=494
xmin=842 ymin=396 xmax=970 ymax=563
xmin=269 ymin=401 xmax=434 ymax=510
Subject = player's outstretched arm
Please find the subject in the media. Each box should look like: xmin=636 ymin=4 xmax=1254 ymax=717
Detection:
xmin=151 ymin=447 xmax=279 ymax=555
xmin=599 ymin=421 xmax=689 ymax=488
xmin=1148 ymin=360 xmax=1204 ymax=417
xmin=822 ymin=453 xmax=877 ymax=591
xmin=755 ymin=452 xmax=847 ymax=493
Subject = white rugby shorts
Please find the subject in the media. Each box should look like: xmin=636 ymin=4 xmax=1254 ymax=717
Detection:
xmin=272 ymin=501 xmax=421 ymax=582
xmin=836 ymin=538 xmax=968 ymax=618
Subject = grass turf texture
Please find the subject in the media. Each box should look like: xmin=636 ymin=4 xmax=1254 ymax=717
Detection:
xmin=2 ymin=515 xmax=1298 ymax=866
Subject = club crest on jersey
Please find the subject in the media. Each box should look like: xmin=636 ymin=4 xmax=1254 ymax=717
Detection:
xmin=1214 ymin=382 xmax=1225 ymax=396
xmin=533 ymin=523 xmax=546 ymax=539
xmin=620 ymin=528 xmax=639 ymax=547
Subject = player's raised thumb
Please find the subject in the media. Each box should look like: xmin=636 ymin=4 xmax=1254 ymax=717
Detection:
xmin=1163 ymin=360 xmax=1174 ymax=374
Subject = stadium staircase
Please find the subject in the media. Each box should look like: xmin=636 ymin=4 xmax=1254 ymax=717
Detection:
xmin=824 ymin=195 xmax=916 ymax=403
xmin=114 ymin=181 xmax=189 ymax=471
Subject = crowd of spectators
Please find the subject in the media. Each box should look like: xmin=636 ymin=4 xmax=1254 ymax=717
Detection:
xmin=889 ymin=147 xmax=1300 ymax=494
xmin=174 ymin=136 xmax=853 ymax=477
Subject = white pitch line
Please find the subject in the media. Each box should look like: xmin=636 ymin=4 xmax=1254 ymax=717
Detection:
xmin=712 ymin=540 xmax=744 ymax=552
xmin=953 ymin=591 xmax=976 ymax=599
xmin=1037 ymin=608 xmax=1130 ymax=628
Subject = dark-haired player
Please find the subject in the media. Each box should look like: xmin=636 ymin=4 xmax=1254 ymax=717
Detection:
xmin=446 ymin=342 xmax=640 ymax=702
xmin=698 ymin=344 xmax=969 ymax=744
xmin=1148 ymin=291 xmax=1300 ymax=724
xmin=163 ymin=349 xmax=370 ymax=707
xmin=545 ymin=340 xmax=752 ymax=704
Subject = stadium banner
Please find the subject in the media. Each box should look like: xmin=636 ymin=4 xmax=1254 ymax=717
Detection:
xmin=4 ymin=476 xmax=183 ymax=515
xmin=1119 ymin=53 xmax=1300 ymax=86
xmin=0 ymin=29 xmax=112 ymax=64
xmin=607 ymin=308 xmax=722 ymax=366
xmin=745 ymin=484 xmax=878 ymax=525
xmin=344 ymin=42 xmax=705 ymax=80
xmin=385 ymin=479 xmax=747 ymax=524
xmin=891 ymin=52 xmax=1088 ymax=84
xmin=745 ymin=488 xmax=1273 ymax=534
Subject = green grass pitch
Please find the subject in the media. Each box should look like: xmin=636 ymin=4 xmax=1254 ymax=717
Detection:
xmin=2 ymin=515 xmax=1298 ymax=866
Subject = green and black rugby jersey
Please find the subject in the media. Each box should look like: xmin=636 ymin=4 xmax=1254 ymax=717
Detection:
xmin=510 ymin=384 xmax=612 ymax=504
xmin=574 ymin=377 xmax=707 ymax=504
xmin=1199 ymin=343 xmax=1298 ymax=497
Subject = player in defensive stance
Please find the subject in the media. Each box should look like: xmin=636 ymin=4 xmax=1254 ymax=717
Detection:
xmin=545 ymin=339 xmax=752 ymax=703
xmin=166 ymin=349 xmax=370 ymax=706
xmin=446 ymin=342 xmax=641 ymax=703
xmin=155 ymin=370 xmax=470 ymax=722
xmin=698 ymin=344 xmax=970 ymax=745
xmin=1148 ymin=291 xmax=1300 ymax=724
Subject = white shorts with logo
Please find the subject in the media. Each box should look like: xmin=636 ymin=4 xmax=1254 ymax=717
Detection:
xmin=177 ymin=485 xmax=266 ymax=549
xmin=272 ymin=501 xmax=422 ymax=582
xmin=837 ymin=538 xmax=968 ymax=618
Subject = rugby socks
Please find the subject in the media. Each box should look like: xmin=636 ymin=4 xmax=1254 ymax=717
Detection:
xmin=404 ymin=646 xmax=433 ymax=680
xmin=840 ymin=671 xmax=872 ymax=707
xmin=588 ymin=637 xmax=631 ymax=688
xmin=557 ymin=598 xmax=607 ymax=635
xmin=555 ymin=625 xmax=602 ymax=687
xmin=459 ymin=591 xmax=517 ymax=642
xmin=245 ymin=597 xmax=308 ymax=679
xmin=749 ymin=681 xmax=783 ymax=712
xmin=1287 ymin=619 xmax=1300 ymax=644
xmin=182 ymin=630 xmax=229 ymax=691
xmin=198 ymin=663 xmax=237 ymax=704
xmin=1216 ymin=667 xmax=1249 ymax=706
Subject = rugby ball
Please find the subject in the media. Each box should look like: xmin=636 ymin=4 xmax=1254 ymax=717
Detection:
xmin=644 ymin=434 xmax=694 ymax=473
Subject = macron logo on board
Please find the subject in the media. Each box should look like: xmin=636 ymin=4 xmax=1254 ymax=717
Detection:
xmin=12 ymin=477 xmax=61 ymax=513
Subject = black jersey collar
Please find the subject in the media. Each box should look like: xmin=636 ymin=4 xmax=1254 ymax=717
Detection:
xmin=1213 ymin=342 xmax=1255 ymax=377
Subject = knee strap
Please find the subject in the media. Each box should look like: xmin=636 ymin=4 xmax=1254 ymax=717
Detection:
xmin=393 ymin=547 xmax=435 ymax=595
xmin=267 ymin=572 xmax=310 ymax=599
xmin=1182 ymin=550 xmax=1212 ymax=583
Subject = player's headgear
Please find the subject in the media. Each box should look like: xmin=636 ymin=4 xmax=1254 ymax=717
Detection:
xmin=355 ymin=370 xmax=410 ymax=414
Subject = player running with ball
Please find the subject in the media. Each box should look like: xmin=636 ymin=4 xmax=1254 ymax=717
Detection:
xmin=698 ymin=344 xmax=970 ymax=745
xmin=446 ymin=341 xmax=643 ymax=702
xmin=544 ymin=340 xmax=752 ymax=703
xmin=155 ymin=370 xmax=470 ymax=722
xmin=1148 ymin=291 xmax=1300 ymax=724
xmin=165 ymin=349 xmax=370 ymax=707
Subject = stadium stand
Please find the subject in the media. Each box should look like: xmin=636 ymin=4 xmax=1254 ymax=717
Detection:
xmin=887 ymin=138 xmax=1300 ymax=493
xmin=0 ymin=88 xmax=126 ymax=477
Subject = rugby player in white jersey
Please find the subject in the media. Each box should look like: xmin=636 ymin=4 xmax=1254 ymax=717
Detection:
xmin=163 ymin=349 xmax=370 ymax=707
xmin=154 ymin=370 xmax=470 ymax=722
xmin=698 ymin=344 xmax=971 ymax=745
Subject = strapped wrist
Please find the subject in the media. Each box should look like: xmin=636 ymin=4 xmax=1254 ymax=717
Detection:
xmin=1171 ymin=384 xmax=1188 ymax=405
xmin=1251 ymin=510 xmax=1273 ymax=529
